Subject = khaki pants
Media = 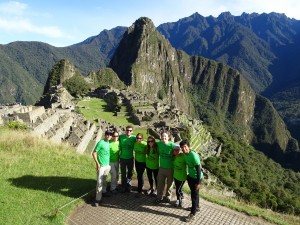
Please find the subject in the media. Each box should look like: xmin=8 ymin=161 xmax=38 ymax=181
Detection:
xmin=96 ymin=165 xmax=111 ymax=201
xmin=156 ymin=167 xmax=174 ymax=200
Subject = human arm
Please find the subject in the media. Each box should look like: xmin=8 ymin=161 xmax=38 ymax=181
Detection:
xmin=195 ymin=164 xmax=201 ymax=190
xmin=92 ymin=150 xmax=101 ymax=171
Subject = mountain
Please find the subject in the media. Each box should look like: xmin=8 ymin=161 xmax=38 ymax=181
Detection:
xmin=109 ymin=17 xmax=299 ymax=169
xmin=1 ymin=11 xmax=300 ymax=145
xmin=0 ymin=26 xmax=126 ymax=105
xmin=157 ymin=12 xmax=300 ymax=143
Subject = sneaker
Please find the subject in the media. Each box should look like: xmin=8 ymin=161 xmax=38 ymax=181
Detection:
xmin=174 ymin=200 xmax=180 ymax=207
xmin=147 ymin=188 xmax=154 ymax=195
xmin=93 ymin=200 xmax=101 ymax=207
xmin=135 ymin=192 xmax=143 ymax=198
xmin=154 ymin=198 xmax=162 ymax=204
xmin=111 ymin=189 xmax=118 ymax=194
xmin=151 ymin=189 xmax=157 ymax=196
xmin=186 ymin=207 xmax=200 ymax=212
xmin=185 ymin=213 xmax=195 ymax=222
xmin=179 ymin=199 xmax=184 ymax=207
xmin=102 ymin=192 xmax=111 ymax=197
xmin=164 ymin=197 xmax=171 ymax=203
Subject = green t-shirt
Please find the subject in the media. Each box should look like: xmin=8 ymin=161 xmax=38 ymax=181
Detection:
xmin=183 ymin=150 xmax=203 ymax=180
xmin=157 ymin=141 xmax=176 ymax=169
xmin=146 ymin=147 xmax=159 ymax=170
xmin=119 ymin=134 xmax=135 ymax=159
xmin=173 ymin=153 xmax=187 ymax=181
xmin=94 ymin=139 xmax=110 ymax=166
xmin=134 ymin=141 xmax=147 ymax=162
xmin=109 ymin=140 xmax=120 ymax=163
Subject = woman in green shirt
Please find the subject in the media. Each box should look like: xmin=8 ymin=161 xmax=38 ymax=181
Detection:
xmin=134 ymin=133 xmax=147 ymax=196
xmin=145 ymin=136 xmax=159 ymax=196
xmin=173 ymin=145 xmax=187 ymax=207
xmin=109 ymin=131 xmax=120 ymax=193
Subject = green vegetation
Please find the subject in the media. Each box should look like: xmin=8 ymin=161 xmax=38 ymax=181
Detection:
xmin=5 ymin=121 xmax=28 ymax=130
xmin=204 ymin=130 xmax=300 ymax=215
xmin=76 ymin=98 xmax=134 ymax=126
xmin=63 ymin=73 xmax=91 ymax=97
xmin=200 ymin=191 xmax=300 ymax=225
xmin=0 ymin=128 xmax=95 ymax=225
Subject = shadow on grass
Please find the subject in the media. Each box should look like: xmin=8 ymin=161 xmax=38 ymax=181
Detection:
xmin=9 ymin=175 xmax=96 ymax=201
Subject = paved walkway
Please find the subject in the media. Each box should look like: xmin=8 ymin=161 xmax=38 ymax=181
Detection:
xmin=68 ymin=184 xmax=274 ymax=225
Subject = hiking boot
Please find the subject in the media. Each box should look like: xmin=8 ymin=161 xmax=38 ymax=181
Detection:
xmin=102 ymin=192 xmax=111 ymax=197
xmin=184 ymin=213 xmax=195 ymax=222
xmin=174 ymin=200 xmax=180 ymax=207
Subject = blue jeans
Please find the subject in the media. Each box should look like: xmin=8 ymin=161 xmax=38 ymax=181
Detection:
xmin=120 ymin=158 xmax=134 ymax=190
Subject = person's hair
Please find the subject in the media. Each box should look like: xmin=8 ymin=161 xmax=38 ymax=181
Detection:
xmin=146 ymin=135 xmax=157 ymax=154
xmin=179 ymin=140 xmax=190 ymax=147
xmin=136 ymin=133 xmax=143 ymax=139
xmin=126 ymin=125 xmax=133 ymax=130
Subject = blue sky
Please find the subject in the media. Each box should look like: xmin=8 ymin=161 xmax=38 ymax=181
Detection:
xmin=0 ymin=0 xmax=299 ymax=47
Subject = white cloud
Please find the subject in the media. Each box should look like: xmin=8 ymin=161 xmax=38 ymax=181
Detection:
xmin=0 ymin=1 xmax=27 ymax=16
xmin=0 ymin=1 xmax=68 ymax=41
xmin=0 ymin=17 xmax=64 ymax=38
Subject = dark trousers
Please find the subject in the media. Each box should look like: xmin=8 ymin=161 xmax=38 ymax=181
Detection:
xmin=174 ymin=177 xmax=185 ymax=200
xmin=187 ymin=175 xmax=200 ymax=215
xmin=135 ymin=160 xmax=146 ymax=192
xmin=120 ymin=158 xmax=134 ymax=190
xmin=146 ymin=167 xmax=158 ymax=189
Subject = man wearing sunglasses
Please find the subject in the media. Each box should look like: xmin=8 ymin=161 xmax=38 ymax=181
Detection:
xmin=119 ymin=125 xmax=136 ymax=193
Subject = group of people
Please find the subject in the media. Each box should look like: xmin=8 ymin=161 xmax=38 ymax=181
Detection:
xmin=92 ymin=125 xmax=203 ymax=222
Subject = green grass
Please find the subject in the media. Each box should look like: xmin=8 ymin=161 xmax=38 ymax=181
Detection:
xmin=0 ymin=128 xmax=96 ymax=225
xmin=199 ymin=190 xmax=300 ymax=225
xmin=77 ymin=98 xmax=150 ymax=138
xmin=76 ymin=98 xmax=134 ymax=126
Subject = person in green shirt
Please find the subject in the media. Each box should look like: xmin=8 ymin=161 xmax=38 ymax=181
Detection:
xmin=173 ymin=145 xmax=187 ymax=207
xmin=119 ymin=125 xmax=136 ymax=193
xmin=145 ymin=135 xmax=159 ymax=196
xmin=133 ymin=133 xmax=147 ymax=196
xmin=92 ymin=130 xmax=112 ymax=206
xmin=155 ymin=132 xmax=176 ymax=204
xmin=109 ymin=131 xmax=120 ymax=194
xmin=180 ymin=140 xmax=203 ymax=222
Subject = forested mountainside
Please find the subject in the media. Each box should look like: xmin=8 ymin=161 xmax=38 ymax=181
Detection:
xmin=157 ymin=12 xmax=300 ymax=142
xmin=1 ymin=11 xmax=300 ymax=143
xmin=109 ymin=17 xmax=299 ymax=169
xmin=0 ymin=26 xmax=126 ymax=105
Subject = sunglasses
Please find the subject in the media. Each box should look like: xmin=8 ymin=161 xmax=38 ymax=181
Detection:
xmin=113 ymin=135 xmax=119 ymax=137
xmin=136 ymin=137 xmax=142 ymax=139
xmin=147 ymin=140 xmax=154 ymax=143
xmin=126 ymin=129 xmax=133 ymax=132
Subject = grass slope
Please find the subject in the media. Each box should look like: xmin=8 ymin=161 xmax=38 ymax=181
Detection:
xmin=0 ymin=128 xmax=95 ymax=225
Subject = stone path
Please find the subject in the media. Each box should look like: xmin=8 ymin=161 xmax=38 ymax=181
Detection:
xmin=68 ymin=186 xmax=274 ymax=225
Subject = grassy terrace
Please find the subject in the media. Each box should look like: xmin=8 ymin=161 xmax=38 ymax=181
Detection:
xmin=76 ymin=97 xmax=149 ymax=138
